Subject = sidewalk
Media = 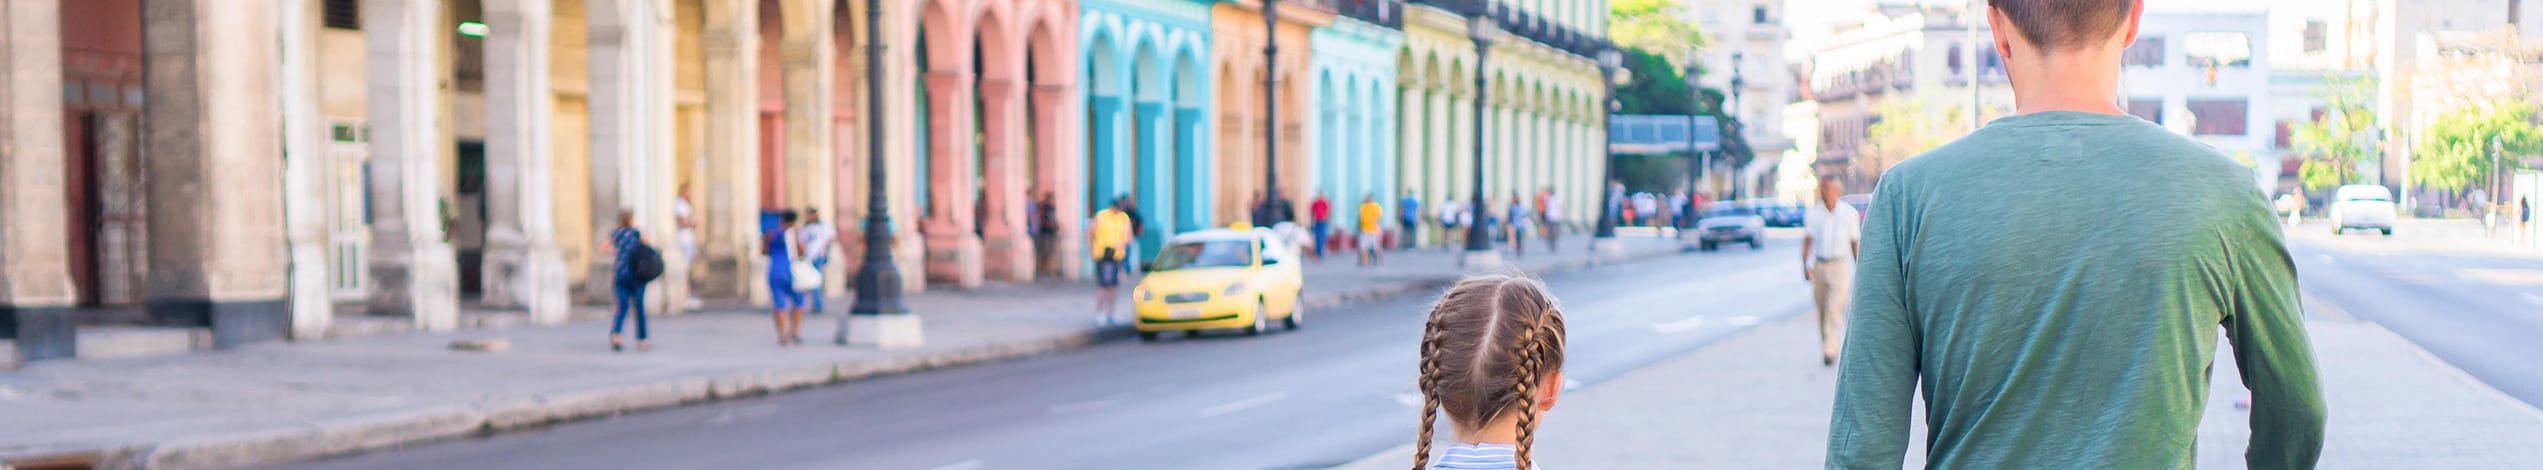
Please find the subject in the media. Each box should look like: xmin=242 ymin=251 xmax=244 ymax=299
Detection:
xmin=1343 ymin=304 xmax=2543 ymax=469
xmin=0 ymin=237 xmax=1681 ymax=469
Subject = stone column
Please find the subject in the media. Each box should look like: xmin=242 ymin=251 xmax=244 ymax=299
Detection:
xmin=0 ymin=0 xmax=78 ymax=363
xmin=977 ymin=78 xmax=1031 ymax=282
xmin=921 ymin=71 xmax=982 ymax=288
xmin=1400 ymin=85 xmax=1426 ymax=242
xmin=645 ymin=0 xmax=688 ymax=314
xmin=584 ymin=0 xmax=685 ymax=308
xmin=481 ymin=0 xmax=569 ymax=324
xmin=701 ymin=0 xmax=764 ymax=301
xmin=144 ymin=0 xmax=292 ymax=345
xmin=1174 ymin=104 xmax=1207 ymax=232
xmin=360 ymin=0 xmax=457 ymax=331
xmin=1040 ymin=84 xmax=1088 ymax=280
xmin=279 ymin=0 xmax=333 ymax=339
xmin=778 ymin=0 xmax=834 ymax=241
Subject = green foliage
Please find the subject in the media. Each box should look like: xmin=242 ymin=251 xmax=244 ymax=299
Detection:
xmin=1610 ymin=0 xmax=1705 ymax=67
xmin=2290 ymin=76 xmax=2378 ymax=190
xmin=1616 ymin=48 xmax=1696 ymax=115
xmin=2412 ymin=100 xmax=2543 ymax=193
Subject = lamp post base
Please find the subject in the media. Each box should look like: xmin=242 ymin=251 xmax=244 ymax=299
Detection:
xmin=844 ymin=313 xmax=925 ymax=349
xmin=1460 ymin=250 xmax=1503 ymax=271
xmin=1590 ymin=237 xmax=1624 ymax=257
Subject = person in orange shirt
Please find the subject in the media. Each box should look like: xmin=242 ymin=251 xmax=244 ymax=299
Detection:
xmin=1358 ymin=195 xmax=1385 ymax=266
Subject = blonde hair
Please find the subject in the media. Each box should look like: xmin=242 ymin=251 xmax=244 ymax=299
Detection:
xmin=1413 ymin=274 xmax=1567 ymax=470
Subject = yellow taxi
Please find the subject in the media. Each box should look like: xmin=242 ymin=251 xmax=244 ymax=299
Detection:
xmin=1131 ymin=228 xmax=1305 ymax=341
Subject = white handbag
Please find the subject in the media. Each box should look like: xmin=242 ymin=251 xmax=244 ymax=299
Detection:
xmin=787 ymin=229 xmax=822 ymax=291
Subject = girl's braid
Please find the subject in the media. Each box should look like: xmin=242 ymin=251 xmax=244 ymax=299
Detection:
xmin=1412 ymin=312 xmax=1449 ymax=470
xmin=1507 ymin=304 xmax=1547 ymax=470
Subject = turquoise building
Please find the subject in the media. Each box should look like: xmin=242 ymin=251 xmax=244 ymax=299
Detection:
xmin=1310 ymin=5 xmax=1405 ymax=231
xmin=1083 ymin=0 xmax=1218 ymax=250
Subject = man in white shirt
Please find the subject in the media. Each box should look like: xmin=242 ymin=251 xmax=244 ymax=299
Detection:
xmin=1631 ymin=192 xmax=1657 ymax=226
xmin=799 ymin=209 xmax=838 ymax=313
xmin=1802 ymin=177 xmax=1862 ymax=366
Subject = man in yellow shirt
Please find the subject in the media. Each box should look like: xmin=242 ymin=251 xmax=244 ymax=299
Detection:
xmin=1089 ymin=197 xmax=1135 ymax=326
xmin=1357 ymin=195 xmax=1385 ymax=266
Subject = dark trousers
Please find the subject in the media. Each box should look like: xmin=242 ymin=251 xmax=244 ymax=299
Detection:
xmin=613 ymin=279 xmax=649 ymax=340
xmin=1399 ymin=220 xmax=1418 ymax=249
xmin=1311 ymin=221 xmax=1330 ymax=256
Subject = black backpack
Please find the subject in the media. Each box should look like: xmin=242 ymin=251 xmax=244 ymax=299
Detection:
xmin=629 ymin=242 xmax=665 ymax=283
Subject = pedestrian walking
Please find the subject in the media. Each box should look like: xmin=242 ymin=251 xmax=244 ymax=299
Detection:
xmin=1358 ymin=194 xmax=1385 ymax=266
xmin=607 ymin=210 xmax=656 ymax=352
xmin=1826 ymin=3 xmax=2326 ymax=468
xmin=1034 ymin=190 xmax=1062 ymax=276
xmin=1505 ymin=194 xmax=1531 ymax=258
xmin=1539 ymin=188 xmax=1563 ymax=253
xmin=1631 ymin=192 xmax=1656 ymax=227
xmin=673 ymin=185 xmax=701 ymax=309
xmin=1089 ymin=198 xmax=1136 ymax=326
xmin=1669 ymin=191 xmax=1692 ymax=229
xmin=1310 ymin=192 xmax=1333 ymax=260
xmin=1399 ymin=189 xmax=1423 ymax=250
xmin=1408 ymin=274 xmax=1567 ymax=470
xmin=1439 ymin=200 xmax=1465 ymax=251
xmin=799 ymin=209 xmax=837 ymax=314
xmin=762 ymin=211 xmax=813 ymax=346
xmin=2522 ymin=197 xmax=2533 ymax=247
xmin=1801 ymin=178 xmax=1860 ymax=366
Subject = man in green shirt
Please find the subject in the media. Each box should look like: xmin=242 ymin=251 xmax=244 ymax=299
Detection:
xmin=1825 ymin=1 xmax=2327 ymax=469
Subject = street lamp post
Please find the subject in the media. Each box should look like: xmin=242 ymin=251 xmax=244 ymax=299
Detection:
xmin=1264 ymin=0 xmax=1282 ymax=214
xmin=1461 ymin=3 xmax=1500 ymax=269
xmin=1591 ymin=46 xmax=1625 ymax=255
xmin=1683 ymin=61 xmax=1703 ymax=242
xmin=1729 ymin=51 xmax=1745 ymax=200
xmin=844 ymin=0 xmax=920 ymax=348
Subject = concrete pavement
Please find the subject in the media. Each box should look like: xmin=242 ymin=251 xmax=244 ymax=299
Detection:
xmin=0 ymin=235 xmax=1681 ymax=469
xmin=1340 ymin=289 xmax=2543 ymax=469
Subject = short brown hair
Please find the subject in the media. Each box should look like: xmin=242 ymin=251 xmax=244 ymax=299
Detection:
xmin=1989 ymin=0 xmax=2135 ymax=51
xmin=1413 ymin=274 xmax=1567 ymax=470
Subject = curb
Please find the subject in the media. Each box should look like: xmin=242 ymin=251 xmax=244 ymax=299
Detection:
xmin=3 ymin=244 xmax=1679 ymax=469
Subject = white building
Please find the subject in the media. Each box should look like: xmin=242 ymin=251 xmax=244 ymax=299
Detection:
xmin=1686 ymin=0 xmax=1799 ymax=196
xmin=2121 ymin=10 xmax=2277 ymax=189
xmin=1799 ymin=3 xmax=2013 ymax=188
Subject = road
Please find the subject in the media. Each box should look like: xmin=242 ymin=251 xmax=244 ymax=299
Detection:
xmin=2288 ymin=224 xmax=2543 ymax=409
xmin=295 ymin=237 xmax=1817 ymax=470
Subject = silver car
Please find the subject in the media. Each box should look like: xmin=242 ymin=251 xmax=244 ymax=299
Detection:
xmin=1693 ymin=203 xmax=1766 ymax=251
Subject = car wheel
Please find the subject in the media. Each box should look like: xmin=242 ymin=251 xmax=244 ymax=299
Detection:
xmin=1245 ymin=299 xmax=1268 ymax=336
xmin=1138 ymin=331 xmax=1159 ymax=342
xmin=1700 ymin=242 xmax=1715 ymax=251
xmin=1750 ymin=238 xmax=1765 ymax=250
xmin=2381 ymin=228 xmax=2393 ymax=236
xmin=1282 ymin=294 xmax=1303 ymax=331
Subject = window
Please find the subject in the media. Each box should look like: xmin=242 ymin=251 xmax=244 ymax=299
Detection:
xmin=2126 ymin=99 xmax=2163 ymax=123
xmin=2303 ymin=20 xmax=2328 ymax=53
xmin=323 ymin=0 xmax=360 ymax=30
xmin=2187 ymin=99 xmax=2248 ymax=135
xmin=2276 ymin=121 xmax=2295 ymax=148
xmin=2184 ymin=32 xmax=2253 ymax=67
xmin=1754 ymin=6 xmax=1770 ymax=25
xmin=2124 ymin=36 xmax=2165 ymax=66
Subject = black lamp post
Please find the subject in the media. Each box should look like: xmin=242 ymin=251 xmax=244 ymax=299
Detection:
xmin=1684 ymin=61 xmax=1703 ymax=220
xmin=1593 ymin=46 xmax=1624 ymax=243
xmin=1461 ymin=3 xmax=1498 ymax=265
xmin=1264 ymin=0 xmax=1282 ymax=212
xmin=1728 ymin=51 xmax=1744 ymax=200
xmin=846 ymin=0 xmax=910 ymax=342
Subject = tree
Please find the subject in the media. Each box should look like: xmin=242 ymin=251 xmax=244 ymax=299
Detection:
xmin=2412 ymin=100 xmax=2543 ymax=194
xmin=2291 ymin=76 xmax=2379 ymax=191
xmin=1615 ymin=48 xmax=1696 ymax=115
xmin=1862 ymin=98 xmax=1965 ymax=172
xmin=1610 ymin=0 xmax=1705 ymax=68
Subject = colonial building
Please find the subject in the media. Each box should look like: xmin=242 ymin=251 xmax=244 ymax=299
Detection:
xmin=1801 ymin=3 xmax=2011 ymax=188
xmin=2119 ymin=10 xmax=2275 ymax=189
xmin=1394 ymin=0 xmax=1607 ymax=246
xmin=1686 ymin=0 xmax=1794 ymax=199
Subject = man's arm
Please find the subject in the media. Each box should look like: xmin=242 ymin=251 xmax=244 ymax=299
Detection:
xmin=2224 ymin=213 xmax=2328 ymax=469
xmin=1826 ymin=186 xmax=1917 ymax=470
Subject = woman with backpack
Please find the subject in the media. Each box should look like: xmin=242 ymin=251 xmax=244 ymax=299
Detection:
xmin=608 ymin=210 xmax=656 ymax=352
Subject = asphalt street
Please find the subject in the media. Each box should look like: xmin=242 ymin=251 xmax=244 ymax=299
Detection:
xmin=2287 ymin=226 xmax=2543 ymax=409
xmin=295 ymin=237 xmax=1817 ymax=470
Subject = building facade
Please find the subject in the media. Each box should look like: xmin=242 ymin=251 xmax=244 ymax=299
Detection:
xmin=1686 ymin=0 xmax=1794 ymax=198
xmin=1393 ymin=0 xmax=1606 ymax=246
xmin=2119 ymin=10 xmax=2276 ymax=189
xmin=1310 ymin=4 xmax=1404 ymax=230
xmin=1801 ymin=4 xmax=2011 ymax=188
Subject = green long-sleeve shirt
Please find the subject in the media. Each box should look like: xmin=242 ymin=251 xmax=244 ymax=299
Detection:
xmin=1826 ymin=111 xmax=2327 ymax=469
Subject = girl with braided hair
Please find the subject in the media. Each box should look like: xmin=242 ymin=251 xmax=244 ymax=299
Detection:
xmin=1411 ymin=274 xmax=1568 ymax=470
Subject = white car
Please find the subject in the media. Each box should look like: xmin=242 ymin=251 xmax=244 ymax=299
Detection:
xmin=2327 ymin=184 xmax=2396 ymax=236
xmin=1691 ymin=203 xmax=1767 ymax=251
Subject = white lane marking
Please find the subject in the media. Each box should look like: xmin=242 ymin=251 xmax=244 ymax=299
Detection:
xmin=1197 ymin=391 xmax=1290 ymax=418
xmin=2317 ymin=254 xmax=2336 ymax=265
xmin=1724 ymin=315 xmax=1761 ymax=327
xmin=705 ymin=404 xmax=780 ymax=426
xmin=1649 ymin=315 xmax=1707 ymax=333
xmin=2523 ymin=293 xmax=2543 ymax=306
xmin=1562 ymin=378 xmax=1582 ymax=391
xmin=1047 ymin=398 xmax=1120 ymax=415
xmin=1395 ymin=392 xmax=1423 ymax=408
xmin=926 ymin=460 xmax=987 ymax=470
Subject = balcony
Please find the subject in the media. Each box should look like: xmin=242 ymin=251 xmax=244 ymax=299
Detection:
xmin=1331 ymin=0 xmax=1404 ymax=28
xmin=1411 ymin=0 xmax=1602 ymax=57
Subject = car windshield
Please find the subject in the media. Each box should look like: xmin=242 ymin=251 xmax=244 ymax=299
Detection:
xmin=1151 ymin=239 xmax=1255 ymax=271
xmin=1705 ymin=204 xmax=1755 ymax=218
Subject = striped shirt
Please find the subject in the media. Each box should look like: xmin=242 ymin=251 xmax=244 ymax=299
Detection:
xmin=1429 ymin=443 xmax=1539 ymax=470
